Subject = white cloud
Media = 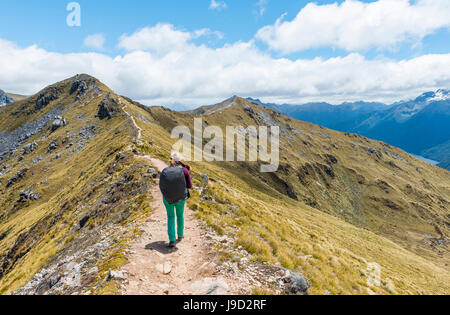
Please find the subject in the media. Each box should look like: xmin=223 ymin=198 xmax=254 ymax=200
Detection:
xmin=118 ymin=23 xmax=223 ymax=53
xmin=1 ymin=29 xmax=450 ymax=108
xmin=192 ymin=28 xmax=224 ymax=41
xmin=83 ymin=33 xmax=106 ymax=50
xmin=255 ymin=0 xmax=269 ymax=16
xmin=209 ymin=0 xmax=227 ymax=11
xmin=256 ymin=0 xmax=450 ymax=54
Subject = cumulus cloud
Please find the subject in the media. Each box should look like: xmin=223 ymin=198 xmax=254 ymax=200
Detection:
xmin=118 ymin=23 xmax=223 ymax=53
xmin=256 ymin=0 xmax=450 ymax=54
xmin=83 ymin=33 xmax=106 ymax=50
xmin=209 ymin=0 xmax=227 ymax=11
xmin=1 ymin=29 xmax=450 ymax=108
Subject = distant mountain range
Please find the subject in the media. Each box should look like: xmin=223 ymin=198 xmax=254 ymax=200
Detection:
xmin=247 ymin=89 xmax=450 ymax=170
xmin=1 ymin=75 xmax=448 ymax=295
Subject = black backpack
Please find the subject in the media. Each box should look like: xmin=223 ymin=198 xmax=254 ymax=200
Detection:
xmin=159 ymin=167 xmax=188 ymax=204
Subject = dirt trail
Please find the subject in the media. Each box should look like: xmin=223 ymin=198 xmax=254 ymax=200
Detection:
xmin=122 ymin=156 xmax=235 ymax=295
xmin=120 ymin=99 xmax=142 ymax=140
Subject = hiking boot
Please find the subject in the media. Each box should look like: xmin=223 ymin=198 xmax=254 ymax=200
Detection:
xmin=167 ymin=241 xmax=176 ymax=248
xmin=177 ymin=236 xmax=184 ymax=243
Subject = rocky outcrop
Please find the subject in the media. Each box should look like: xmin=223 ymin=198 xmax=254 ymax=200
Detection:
xmin=97 ymin=94 xmax=120 ymax=119
xmin=0 ymin=109 xmax=62 ymax=159
xmin=74 ymin=125 xmax=97 ymax=153
xmin=244 ymin=104 xmax=255 ymax=115
xmin=48 ymin=140 xmax=59 ymax=152
xmin=35 ymin=88 xmax=59 ymax=111
xmin=22 ymin=141 xmax=38 ymax=155
xmin=7 ymin=168 xmax=28 ymax=187
xmin=70 ymin=80 xmax=88 ymax=99
xmin=70 ymin=75 xmax=100 ymax=100
xmin=18 ymin=187 xmax=41 ymax=203
xmin=51 ymin=116 xmax=67 ymax=132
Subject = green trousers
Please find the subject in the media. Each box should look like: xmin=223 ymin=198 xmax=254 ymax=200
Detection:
xmin=163 ymin=198 xmax=186 ymax=242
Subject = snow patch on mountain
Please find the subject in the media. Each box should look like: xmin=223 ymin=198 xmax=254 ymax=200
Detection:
xmin=393 ymin=89 xmax=450 ymax=122
xmin=0 ymin=90 xmax=14 ymax=107
xmin=428 ymin=89 xmax=450 ymax=103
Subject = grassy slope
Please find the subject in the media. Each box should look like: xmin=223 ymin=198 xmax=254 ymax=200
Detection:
xmin=125 ymin=97 xmax=449 ymax=294
xmin=0 ymin=76 xmax=153 ymax=294
xmin=0 ymin=76 xmax=448 ymax=295
xmin=6 ymin=93 xmax=28 ymax=102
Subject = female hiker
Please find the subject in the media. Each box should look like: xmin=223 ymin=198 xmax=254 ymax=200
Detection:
xmin=159 ymin=152 xmax=192 ymax=248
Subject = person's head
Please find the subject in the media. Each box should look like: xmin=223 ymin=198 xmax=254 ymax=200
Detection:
xmin=170 ymin=152 xmax=183 ymax=167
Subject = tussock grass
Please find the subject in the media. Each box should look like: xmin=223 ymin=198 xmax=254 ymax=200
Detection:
xmin=1 ymin=79 xmax=448 ymax=295
xmin=130 ymin=98 xmax=449 ymax=295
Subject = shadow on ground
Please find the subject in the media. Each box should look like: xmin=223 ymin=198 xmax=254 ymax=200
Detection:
xmin=145 ymin=241 xmax=179 ymax=255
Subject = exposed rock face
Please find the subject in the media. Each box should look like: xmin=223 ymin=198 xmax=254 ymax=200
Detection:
xmin=98 ymin=94 xmax=120 ymax=119
xmin=0 ymin=109 xmax=62 ymax=160
xmin=19 ymin=187 xmax=41 ymax=203
xmin=244 ymin=104 xmax=255 ymax=115
xmin=48 ymin=140 xmax=59 ymax=152
xmin=22 ymin=141 xmax=38 ymax=155
xmin=75 ymin=125 xmax=97 ymax=153
xmin=71 ymin=76 xmax=101 ymax=100
xmin=70 ymin=80 xmax=88 ymax=99
xmin=51 ymin=116 xmax=67 ymax=132
xmin=35 ymin=88 xmax=59 ymax=111
xmin=7 ymin=168 xmax=28 ymax=187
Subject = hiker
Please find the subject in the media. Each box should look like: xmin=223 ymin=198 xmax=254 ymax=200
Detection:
xmin=159 ymin=152 xmax=192 ymax=248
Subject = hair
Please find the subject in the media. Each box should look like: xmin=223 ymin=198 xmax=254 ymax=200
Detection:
xmin=169 ymin=152 xmax=190 ymax=170
xmin=169 ymin=159 xmax=177 ymax=167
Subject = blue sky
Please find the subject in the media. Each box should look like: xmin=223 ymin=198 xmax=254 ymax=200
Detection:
xmin=0 ymin=1 xmax=333 ymax=52
xmin=2 ymin=0 xmax=448 ymax=59
xmin=0 ymin=0 xmax=450 ymax=108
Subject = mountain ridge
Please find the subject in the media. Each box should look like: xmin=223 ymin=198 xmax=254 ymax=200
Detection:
xmin=245 ymin=90 xmax=450 ymax=170
xmin=0 ymin=75 xmax=449 ymax=295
